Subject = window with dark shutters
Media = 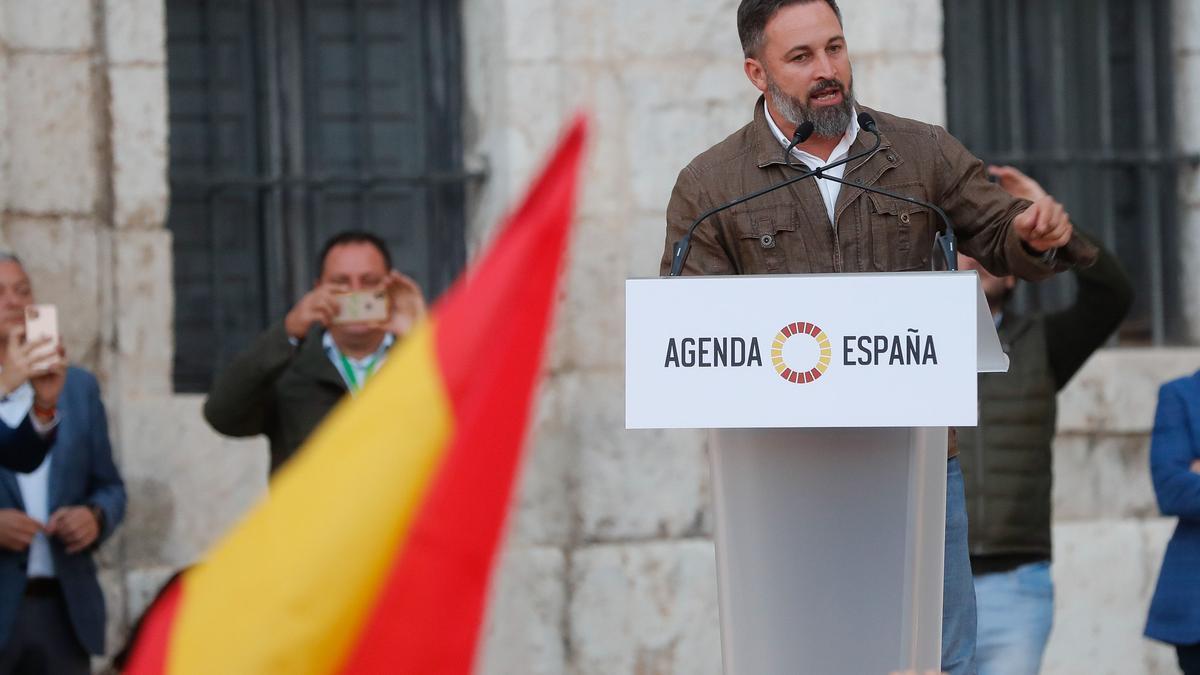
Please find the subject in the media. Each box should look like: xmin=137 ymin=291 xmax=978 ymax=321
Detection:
xmin=944 ymin=0 xmax=1197 ymax=345
xmin=166 ymin=0 xmax=475 ymax=392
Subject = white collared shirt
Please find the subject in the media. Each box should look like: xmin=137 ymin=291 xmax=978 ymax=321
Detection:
xmin=765 ymin=106 xmax=860 ymax=227
xmin=322 ymin=332 xmax=395 ymax=394
xmin=0 ymin=382 xmax=55 ymax=578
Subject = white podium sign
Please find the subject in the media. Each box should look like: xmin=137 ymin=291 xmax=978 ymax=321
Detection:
xmin=625 ymin=271 xmax=1007 ymax=674
xmin=626 ymin=272 xmax=1002 ymax=429
xmin=625 ymin=271 xmax=1008 ymax=674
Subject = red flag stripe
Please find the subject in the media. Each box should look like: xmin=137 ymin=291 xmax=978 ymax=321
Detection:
xmin=122 ymin=579 xmax=184 ymax=675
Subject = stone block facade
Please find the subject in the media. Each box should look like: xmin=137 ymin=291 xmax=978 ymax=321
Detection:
xmin=0 ymin=0 xmax=1193 ymax=673
xmin=567 ymin=540 xmax=722 ymax=675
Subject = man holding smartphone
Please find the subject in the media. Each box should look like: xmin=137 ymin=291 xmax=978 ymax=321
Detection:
xmin=204 ymin=231 xmax=427 ymax=475
xmin=0 ymin=252 xmax=126 ymax=674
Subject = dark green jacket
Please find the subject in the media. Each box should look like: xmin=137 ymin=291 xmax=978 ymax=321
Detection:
xmin=959 ymin=241 xmax=1132 ymax=573
xmin=203 ymin=322 xmax=349 ymax=474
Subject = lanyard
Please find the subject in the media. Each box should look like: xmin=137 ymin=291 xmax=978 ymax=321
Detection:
xmin=337 ymin=352 xmax=381 ymax=393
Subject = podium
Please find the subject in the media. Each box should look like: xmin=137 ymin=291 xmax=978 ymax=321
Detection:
xmin=625 ymin=272 xmax=1007 ymax=675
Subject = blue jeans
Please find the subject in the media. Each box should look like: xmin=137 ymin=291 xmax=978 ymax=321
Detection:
xmin=943 ymin=457 xmax=978 ymax=675
xmin=973 ymin=561 xmax=1054 ymax=675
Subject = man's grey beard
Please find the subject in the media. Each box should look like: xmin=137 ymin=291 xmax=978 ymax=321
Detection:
xmin=768 ymin=76 xmax=855 ymax=139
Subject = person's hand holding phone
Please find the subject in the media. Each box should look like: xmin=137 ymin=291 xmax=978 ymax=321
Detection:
xmin=0 ymin=328 xmax=60 ymax=398
xmin=284 ymin=286 xmax=341 ymax=340
xmin=380 ymin=271 xmax=426 ymax=338
xmin=30 ymin=343 xmax=67 ymax=418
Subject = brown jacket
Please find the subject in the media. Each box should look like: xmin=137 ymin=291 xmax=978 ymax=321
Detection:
xmin=659 ymin=98 xmax=1098 ymax=456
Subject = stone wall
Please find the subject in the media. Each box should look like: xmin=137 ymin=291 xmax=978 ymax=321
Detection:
xmin=0 ymin=0 xmax=1193 ymax=673
xmin=1 ymin=0 xmax=106 ymax=370
xmin=0 ymin=0 xmax=267 ymax=661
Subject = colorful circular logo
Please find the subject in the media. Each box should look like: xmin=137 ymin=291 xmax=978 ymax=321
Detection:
xmin=772 ymin=322 xmax=832 ymax=384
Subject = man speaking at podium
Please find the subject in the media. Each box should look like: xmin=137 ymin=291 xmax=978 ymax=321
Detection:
xmin=658 ymin=1 xmax=1097 ymax=673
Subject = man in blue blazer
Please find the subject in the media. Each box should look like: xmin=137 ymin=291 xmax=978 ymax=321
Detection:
xmin=1146 ymin=371 xmax=1200 ymax=674
xmin=0 ymin=254 xmax=125 ymax=674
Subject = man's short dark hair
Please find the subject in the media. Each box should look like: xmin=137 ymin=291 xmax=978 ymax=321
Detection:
xmin=737 ymin=0 xmax=842 ymax=58
xmin=316 ymin=230 xmax=392 ymax=278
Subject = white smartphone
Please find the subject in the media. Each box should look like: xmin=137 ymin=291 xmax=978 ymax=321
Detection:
xmin=332 ymin=290 xmax=390 ymax=324
xmin=24 ymin=304 xmax=59 ymax=365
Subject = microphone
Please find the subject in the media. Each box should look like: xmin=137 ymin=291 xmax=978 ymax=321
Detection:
xmin=667 ymin=115 xmax=882 ymax=276
xmin=783 ymin=121 xmax=815 ymax=171
xmin=806 ymin=111 xmax=955 ymax=269
xmin=801 ymin=118 xmax=960 ymax=270
xmin=782 ymin=112 xmax=960 ymax=270
xmin=805 ymin=114 xmax=958 ymax=270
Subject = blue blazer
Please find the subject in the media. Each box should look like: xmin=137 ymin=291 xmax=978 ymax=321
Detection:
xmin=1146 ymin=371 xmax=1200 ymax=645
xmin=0 ymin=367 xmax=125 ymax=655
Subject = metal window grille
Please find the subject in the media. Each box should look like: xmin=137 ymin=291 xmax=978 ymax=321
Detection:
xmin=166 ymin=0 xmax=476 ymax=392
xmin=944 ymin=0 xmax=1199 ymax=345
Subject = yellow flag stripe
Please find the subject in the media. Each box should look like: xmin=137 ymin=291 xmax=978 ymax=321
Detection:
xmin=168 ymin=321 xmax=453 ymax=674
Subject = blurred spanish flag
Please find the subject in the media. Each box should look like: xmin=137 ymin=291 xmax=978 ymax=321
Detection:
xmin=124 ymin=116 xmax=588 ymax=675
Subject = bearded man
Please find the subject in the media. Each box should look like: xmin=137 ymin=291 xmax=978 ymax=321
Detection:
xmin=659 ymin=1 xmax=1098 ymax=673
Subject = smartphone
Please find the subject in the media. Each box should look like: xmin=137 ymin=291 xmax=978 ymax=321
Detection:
xmin=332 ymin=290 xmax=389 ymax=324
xmin=24 ymin=304 xmax=59 ymax=364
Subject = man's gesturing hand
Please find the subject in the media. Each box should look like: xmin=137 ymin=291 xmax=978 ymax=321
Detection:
xmin=988 ymin=165 xmax=1048 ymax=203
xmin=0 ymin=330 xmax=57 ymax=397
xmin=1012 ymin=195 xmax=1073 ymax=253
